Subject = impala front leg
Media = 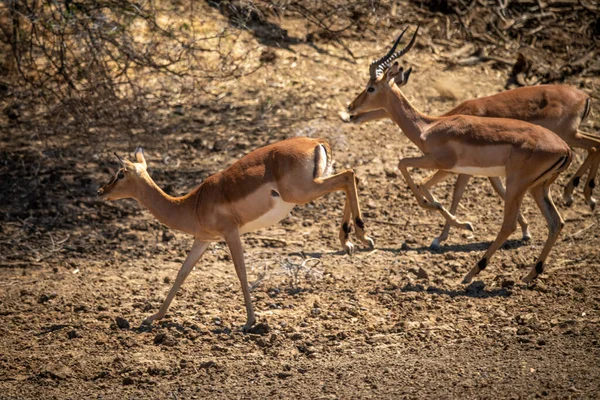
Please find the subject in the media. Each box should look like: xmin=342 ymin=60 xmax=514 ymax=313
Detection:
xmin=563 ymin=132 xmax=600 ymax=208
xmin=488 ymin=177 xmax=531 ymax=241
xmin=143 ymin=239 xmax=209 ymax=325
xmin=225 ymin=229 xmax=256 ymax=332
xmin=398 ymin=156 xmax=473 ymax=232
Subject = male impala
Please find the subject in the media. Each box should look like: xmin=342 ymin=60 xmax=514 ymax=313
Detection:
xmin=97 ymin=138 xmax=374 ymax=331
xmin=345 ymin=80 xmax=596 ymax=248
xmin=347 ymin=26 xmax=572 ymax=284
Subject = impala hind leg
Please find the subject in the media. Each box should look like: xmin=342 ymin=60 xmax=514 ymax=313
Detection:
xmin=339 ymin=198 xmax=356 ymax=254
xmin=462 ymin=184 xmax=526 ymax=284
xmin=398 ymin=156 xmax=473 ymax=233
xmin=282 ymin=170 xmax=374 ymax=253
xmin=563 ymin=131 xmax=600 ymax=207
xmin=489 ymin=177 xmax=531 ymax=241
xmin=522 ymin=183 xmax=565 ymax=283
xmin=583 ymin=151 xmax=600 ymax=211
xmin=143 ymin=239 xmax=209 ymax=325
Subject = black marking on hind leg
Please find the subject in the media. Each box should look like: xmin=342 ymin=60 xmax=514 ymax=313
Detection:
xmin=478 ymin=258 xmax=488 ymax=270
xmin=355 ymin=217 xmax=365 ymax=230
xmin=589 ymin=180 xmax=596 ymax=189
xmin=271 ymin=190 xmax=280 ymax=197
xmin=342 ymin=222 xmax=351 ymax=238
xmin=535 ymin=261 xmax=544 ymax=274
xmin=573 ymin=176 xmax=580 ymax=187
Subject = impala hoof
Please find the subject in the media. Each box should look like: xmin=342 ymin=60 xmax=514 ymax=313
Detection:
xmin=465 ymin=222 xmax=474 ymax=232
xmin=345 ymin=241 xmax=355 ymax=256
xmin=521 ymin=271 xmax=537 ymax=284
xmin=522 ymin=230 xmax=532 ymax=242
xmin=362 ymin=236 xmax=375 ymax=250
xmin=564 ymin=194 xmax=573 ymax=207
xmin=430 ymin=237 xmax=441 ymax=250
xmin=588 ymin=198 xmax=597 ymax=211
xmin=242 ymin=318 xmax=257 ymax=333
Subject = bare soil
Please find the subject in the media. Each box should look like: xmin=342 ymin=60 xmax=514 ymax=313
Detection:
xmin=1 ymin=10 xmax=600 ymax=400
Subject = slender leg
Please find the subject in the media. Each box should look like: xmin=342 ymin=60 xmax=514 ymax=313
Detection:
xmin=398 ymin=156 xmax=473 ymax=232
xmin=488 ymin=177 xmax=531 ymax=241
xmin=338 ymin=197 xmax=355 ymax=254
xmin=583 ymin=153 xmax=600 ymax=211
xmin=430 ymin=174 xmax=471 ymax=249
xmin=282 ymin=170 xmax=374 ymax=252
xmin=143 ymin=239 xmax=210 ymax=325
xmin=225 ymin=229 xmax=256 ymax=332
xmin=420 ymin=170 xmax=454 ymax=203
xmin=462 ymin=181 xmax=526 ymax=284
xmin=563 ymin=131 xmax=600 ymax=206
xmin=522 ymin=183 xmax=565 ymax=283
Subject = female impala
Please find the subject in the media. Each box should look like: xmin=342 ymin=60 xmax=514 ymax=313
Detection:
xmin=97 ymin=138 xmax=374 ymax=331
xmin=347 ymin=26 xmax=572 ymax=284
xmin=345 ymin=78 xmax=596 ymax=248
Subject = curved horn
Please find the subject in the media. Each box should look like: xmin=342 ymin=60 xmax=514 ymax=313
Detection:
xmin=373 ymin=24 xmax=420 ymax=79
xmin=370 ymin=26 xmax=408 ymax=79
xmin=114 ymin=152 xmax=125 ymax=166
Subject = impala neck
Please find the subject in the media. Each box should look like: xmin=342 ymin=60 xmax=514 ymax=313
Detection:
xmin=386 ymin=85 xmax=437 ymax=152
xmin=134 ymin=174 xmax=199 ymax=236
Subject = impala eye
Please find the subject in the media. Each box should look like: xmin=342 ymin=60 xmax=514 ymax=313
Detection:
xmin=117 ymin=171 xmax=125 ymax=180
xmin=367 ymin=87 xmax=375 ymax=93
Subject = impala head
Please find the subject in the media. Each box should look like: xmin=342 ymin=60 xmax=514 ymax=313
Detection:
xmin=347 ymin=25 xmax=419 ymax=116
xmin=98 ymin=147 xmax=148 ymax=201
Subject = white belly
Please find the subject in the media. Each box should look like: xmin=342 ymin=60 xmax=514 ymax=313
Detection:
xmin=239 ymin=198 xmax=296 ymax=234
xmin=449 ymin=165 xmax=506 ymax=177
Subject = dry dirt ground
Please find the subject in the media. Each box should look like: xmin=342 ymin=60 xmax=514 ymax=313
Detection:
xmin=1 ymin=14 xmax=600 ymax=400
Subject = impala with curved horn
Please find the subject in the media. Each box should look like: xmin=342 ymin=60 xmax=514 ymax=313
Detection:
xmin=347 ymin=25 xmax=572 ymax=283
xmin=98 ymin=138 xmax=374 ymax=331
xmin=344 ymin=32 xmax=597 ymax=249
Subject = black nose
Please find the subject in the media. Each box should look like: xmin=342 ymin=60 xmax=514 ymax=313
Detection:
xmin=347 ymin=104 xmax=351 ymax=111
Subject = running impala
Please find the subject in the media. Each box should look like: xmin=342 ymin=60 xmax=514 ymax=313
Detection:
xmin=347 ymin=26 xmax=572 ymax=284
xmin=97 ymin=138 xmax=374 ymax=331
xmin=344 ymin=74 xmax=596 ymax=248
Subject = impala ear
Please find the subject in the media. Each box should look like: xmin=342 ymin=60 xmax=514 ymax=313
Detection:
xmin=404 ymin=67 xmax=413 ymax=84
xmin=387 ymin=62 xmax=401 ymax=78
xmin=390 ymin=66 xmax=413 ymax=87
xmin=133 ymin=147 xmax=147 ymax=169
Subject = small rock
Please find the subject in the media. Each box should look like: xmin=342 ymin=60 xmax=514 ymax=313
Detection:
xmin=122 ymin=376 xmax=134 ymax=385
xmin=501 ymin=279 xmax=515 ymax=288
xmin=247 ymin=322 xmax=270 ymax=335
xmin=212 ymin=139 xmax=228 ymax=152
xmin=466 ymin=281 xmax=485 ymax=293
xmin=416 ymin=267 xmax=429 ymax=280
xmin=162 ymin=230 xmax=175 ymax=243
xmin=276 ymin=372 xmax=292 ymax=379
xmin=199 ymin=360 xmax=217 ymax=369
xmin=259 ymin=49 xmax=277 ymax=64
xmin=154 ymin=333 xmax=177 ymax=346
xmin=67 ymin=330 xmax=80 ymax=339
xmin=115 ymin=317 xmax=130 ymax=330
xmin=38 ymin=293 xmax=56 ymax=304
xmin=163 ymin=276 xmax=171 ymax=284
